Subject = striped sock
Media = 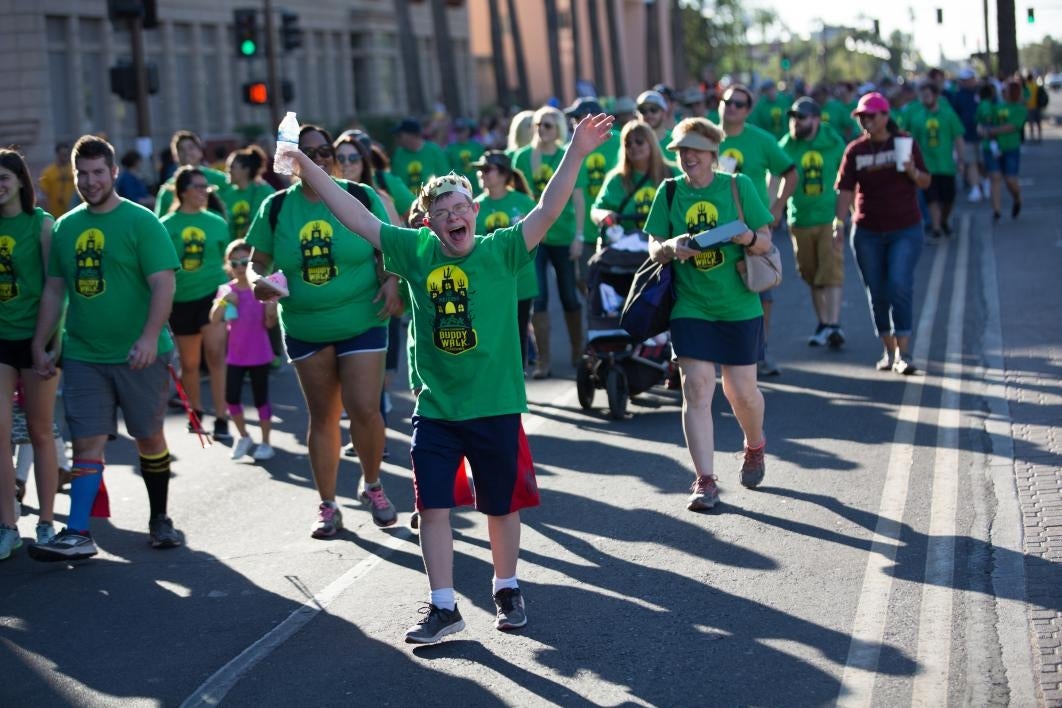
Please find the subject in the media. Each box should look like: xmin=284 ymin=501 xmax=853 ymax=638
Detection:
xmin=140 ymin=450 xmax=172 ymax=518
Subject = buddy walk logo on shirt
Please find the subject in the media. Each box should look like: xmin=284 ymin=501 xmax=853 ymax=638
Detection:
xmin=0 ymin=236 xmax=17 ymax=301
xmin=75 ymin=229 xmax=105 ymax=297
xmin=180 ymin=226 xmax=206 ymax=271
xmin=299 ymin=220 xmax=338 ymax=286
xmin=686 ymin=201 xmax=725 ymax=271
xmin=428 ymin=264 xmax=477 ymax=354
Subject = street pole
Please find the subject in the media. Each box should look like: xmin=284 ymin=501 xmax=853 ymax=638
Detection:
xmin=129 ymin=13 xmax=151 ymax=155
xmin=264 ymin=0 xmax=281 ymax=130
xmin=983 ymin=0 xmax=993 ymax=74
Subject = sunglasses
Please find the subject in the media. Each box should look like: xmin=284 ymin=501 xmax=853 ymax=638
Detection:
xmin=625 ymin=136 xmax=647 ymax=148
xmin=229 ymin=258 xmax=250 ymax=267
xmin=639 ymin=105 xmax=662 ymax=114
xmin=725 ymin=99 xmax=750 ymax=109
xmin=335 ymin=153 xmax=361 ymax=164
xmin=300 ymin=145 xmax=335 ymax=160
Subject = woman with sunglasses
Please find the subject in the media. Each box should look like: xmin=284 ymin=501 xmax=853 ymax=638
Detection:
xmin=0 ymin=148 xmax=60 ymax=558
xmin=513 ymin=106 xmax=587 ymax=378
xmin=591 ymin=120 xmax=676 ymax=237
xmin=246 ymin=124 xmax=402 ymax=537
xmin=644 ymin=118 xmax=774 ymax=512
xmin=161 ymin=166 xmax=232 ymax=441
xmin=332 ymin=134 xmax=404 ymax=228
xmin=471 ymin=150 xmax=538 ymax=370
xmin=222 ymin=146 xmax=275 ymax=242
xmin=835 ymin=92 xmax=930 ymax=376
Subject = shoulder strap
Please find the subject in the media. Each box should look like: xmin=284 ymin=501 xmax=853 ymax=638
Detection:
xmin=268 ymin=182 xmax=371 ymax=233
xmin=615 ymin=172 xmax=652 ymax=217
xmin=345 ymin=181 xmax=372 ymax=210
xmin=729 ymin=175 xmax=745 ymax=224
xmin=665 ymin=178 xmax=677 ymax=238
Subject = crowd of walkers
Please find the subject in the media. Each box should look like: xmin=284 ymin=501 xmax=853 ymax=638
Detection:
xmin=1 ymin=63 xmax=1049 ymax=644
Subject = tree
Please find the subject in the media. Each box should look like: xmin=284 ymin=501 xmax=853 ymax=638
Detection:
xmin=997 ymin=0 xmax=1018 ymax=75
xmin=1020 ymin=36 xmax=1062 ymax=72
xmin=605 ymin=0 xmax=627 ymax=96
xmin=430 ymin=0 xmax=463 ymax=115
xmin=545 ymin=0 xmax=564 ymax=100
xmin=486 ymin=0 xmax=510 ymax=109
xmin=393 ymin=0 xmax=426 ymax=116
xmin=586 ymin=0 xmax=607 ymax=98
xmin=506 ymin=0 xmax=531 ymax=107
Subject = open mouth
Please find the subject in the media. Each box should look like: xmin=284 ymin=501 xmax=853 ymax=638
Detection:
xmin=448 ymin=225 xmax=469 ymax=244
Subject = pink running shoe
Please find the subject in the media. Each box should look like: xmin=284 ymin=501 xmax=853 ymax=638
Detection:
xmin=360 ymin=484 xmax=398 ymax=527
xmin=311 ymin=502 xmax=343 ymax=538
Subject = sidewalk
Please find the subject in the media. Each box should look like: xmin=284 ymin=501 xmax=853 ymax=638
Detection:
xmin=992 ymin=115 xmax=1062 ymax=706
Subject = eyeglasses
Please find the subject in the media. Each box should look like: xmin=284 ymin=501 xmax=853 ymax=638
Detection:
xmin=428 ymin=201 xmax=472 ymax=222
xmin=725 ymin=99 xmax=750 ymax=109
xmin=335 ymin=153 xmax=361 ymax=164
xmin=537 ymin=122 xmax=556 ymax=130
xmin=625 ymin=136 xmax=647 ymax=148
xmin=229 ymin=258 xmax=250 ymax=267
xmin=639 ymin=105 xmax=662 ymax=114
xmin=300 ymin=145 xmax=335 ymax=160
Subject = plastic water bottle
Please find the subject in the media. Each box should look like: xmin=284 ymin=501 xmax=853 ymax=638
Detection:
xmin=274 ymin=111 xmax=300 ymax=175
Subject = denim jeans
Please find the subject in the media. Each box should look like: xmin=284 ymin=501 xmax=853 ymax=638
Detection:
xmin=850 ymin=223 xmax=924 ymax=338
xmin=533 ymin=244 xmax=581 ymax=313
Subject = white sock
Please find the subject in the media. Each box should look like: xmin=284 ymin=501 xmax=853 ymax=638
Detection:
xmin=493 ymin=576 xmax=519 ymax=594
xmin=429 ymin=587 xmax=456 ymax=610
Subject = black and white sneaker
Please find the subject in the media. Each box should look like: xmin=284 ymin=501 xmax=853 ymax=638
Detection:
xmin=28 ymin=528 xmax=98 ymax=562
xmin=149 ymin=515 xmax=183 ymax=549
xmin=807 ymin=324 xmax=830 ymax=347
xmin=827 ymin=326 xmax=846 ymax=350
xmin=213 ymin=418 xmax=233 ymax=442
xmin=404 ymin=603 xmax=465 ymax=644
xmin=493 ymin=588 xmax=528 ymax=630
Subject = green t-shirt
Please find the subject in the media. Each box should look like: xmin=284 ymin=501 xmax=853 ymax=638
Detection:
xmin=975 ymin=100 xmax=998 ymax=150
xmin=580 ymin=131 xmax=622 ymax=241
xmin=905 ymin=102 xmax=965 ymax=175
xmin=445 ymin=140 xmax=485 ymax=189
xmin=474 ymin=190 xmax=539 ymax=300
xmin=49 ymin=200 xmax=178 ymax=363
xmin=391 ymin=141 xmax=450 ymax=193
xmin=719 ymin=123 xmax=795 ymax=210
xmin=778 ymin=123 xmax=846 ymax=227
xmin=749 ymin=93 xmax=794 ymax=139
xmin=154 ymin=165 xmax=230 ymax=218
xmin=513 ymin=144 xmax=587 ymax=246
xmin=221 ymin=182 xmax=275 ymax=242
xmin=380 ymin=222 xmax=533 ymax=421
xmin=0 ymin=207 xmax=50 ymax=338
xmin=644 ymin=173 xmax=772 ymax=322
xmin=658 ymin=127 xmax=676 ymax=161
xmin=994 ymin=101 xmax=1028 ymax=152
xmin=593 ymin=170 xmax=666 ymax=233
xmin=161 ymin=210 xmax=230 ymax=302
xmin=821 ymin=99 xmax=858 ymax=141
xmin=377 ymin=171 xmax=416 ymax=223
xmin=245 ymin=180 xmax=391 ymax=342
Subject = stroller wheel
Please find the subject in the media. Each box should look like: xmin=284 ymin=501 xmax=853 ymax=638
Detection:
xmin=605 ymin=367 xmax=629 ymax=420
xmin=576 ymin=363 xmax=595 ymax=410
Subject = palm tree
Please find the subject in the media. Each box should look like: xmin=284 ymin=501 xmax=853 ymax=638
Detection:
xmin=570 ymin=0 xmax=583 ymax=91
xmin=670 ymin=0 xmax=687 ymax=89
xmin=430 ymin=0 xmax=463 ymax=115
xmin=505 ymin=0 xmax=531 ymax=106
xmin=393 ymin=0 xmax=426 ymax=115
xmin=586 ymin=0 xmax=606 ymax=95
xmin=487 ymin=0 xmax=510 ymax=108
xmin=544 ymin=0 xmax=564 ymax=101
xmin=605 ymin=0 xmax=627 ymax=97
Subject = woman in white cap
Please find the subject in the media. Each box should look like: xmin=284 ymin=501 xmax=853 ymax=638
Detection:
xmin=644 ymin=118 xmax=774 ymax=512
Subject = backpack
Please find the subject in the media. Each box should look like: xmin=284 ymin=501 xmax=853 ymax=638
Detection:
xmin=1037 ymin=86 xmax=1049 ymax=109
xmin=267 ymin=181 xmax=371 ymax=232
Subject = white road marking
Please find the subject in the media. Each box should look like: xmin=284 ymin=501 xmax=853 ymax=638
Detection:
xmin=837 ymin=232 xmax=949 ymax=707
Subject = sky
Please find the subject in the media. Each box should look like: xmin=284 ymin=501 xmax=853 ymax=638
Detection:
xmin=760 ymin=0 xmax=1060 ymax=65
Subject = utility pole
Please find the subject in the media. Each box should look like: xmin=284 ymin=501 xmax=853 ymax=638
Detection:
xmin=983 ymin=0 xmax=993 ymax=74
xmin=264 ymin=0 xmax=281 ymax=129
xmin=645 ymin=0 xmax=661 ymax=86
xmin=129 ymin=12 xmax=151 ymax=142
xmin=996 ymin=0 xmax=1017 ymax=75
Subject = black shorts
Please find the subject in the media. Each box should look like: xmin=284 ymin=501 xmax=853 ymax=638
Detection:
xmin=924 ymin=174 xmax=957 ymax=205
xmin=0 ymin=337 xmax=34 ymax=370
xmin=169 ymin=293 xmax=215 ymax=336
xmin=670 ymin=316 xmax=765 ymax=366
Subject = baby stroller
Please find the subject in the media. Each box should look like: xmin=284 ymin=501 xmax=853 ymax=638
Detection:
xmin=576 ymin=229 xmax=677 ymax=419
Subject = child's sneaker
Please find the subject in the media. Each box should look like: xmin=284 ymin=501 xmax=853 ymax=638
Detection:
xmin=311 ymin=502 xmax=342 ymax=538
xmin=232 ymin=435 xmax=254 ymax=459
xmin=252 ymin=443 xmax=275 ymax=461
xmin=493 ymin=588 xmax=528 ymax=630
xmin=360 ymin=483 xmax=398 ymax=527
xmin=28 ymin=528 xmax=97 ymax=562
xmin=404 ymin=603 xmax=465 ymax=644
xmin=35 ymin=522 xmax=56 ymax=545
xmin=0 ymin=525 xmax=22 ymax=561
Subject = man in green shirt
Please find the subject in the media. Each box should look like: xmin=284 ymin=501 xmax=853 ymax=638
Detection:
xmin=30 ymin=135 xmax=183 ymax=562
xmin=637 ymin=89 xmax=676 ymax=160
xmin=445 ymin=118 xmax=484 ymax=189
xmin=390 ymin=118 xmax=451 ymax=194
xmin=155 ymin=131 xmax=230 ymax=217
xmin=778 ymin=98 xmax=848 ymax=349
xmin=749 ymin=80 xmax=793 ymax=140
xmin=905 ymin=83 xmax=966 ymax=238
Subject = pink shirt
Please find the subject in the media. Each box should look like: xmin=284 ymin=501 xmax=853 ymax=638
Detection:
xmin=218 ymin=282 xmax=274 ymax=366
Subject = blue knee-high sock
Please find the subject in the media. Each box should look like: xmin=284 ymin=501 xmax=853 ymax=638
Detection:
xmin=68 ymin=459 xmax=104 ymax=533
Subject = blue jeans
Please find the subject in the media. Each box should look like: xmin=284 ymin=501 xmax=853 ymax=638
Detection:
xmin=850 ymin=223 xmax=924 ymax=338
xmin=533 ymin=244 xmax=581 ymax=313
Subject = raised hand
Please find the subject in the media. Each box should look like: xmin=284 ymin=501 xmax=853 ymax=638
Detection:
xmin=570 ymin=113 xmax=616 ymax=157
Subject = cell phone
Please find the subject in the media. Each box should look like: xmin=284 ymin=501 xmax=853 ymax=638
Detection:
xmin=690 ymin=221 xmax=748 ymax=250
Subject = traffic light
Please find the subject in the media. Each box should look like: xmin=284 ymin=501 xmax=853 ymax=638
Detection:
xmin=242 ymin=80 xmax=295 ymax=105
xmin=107 ymin=0 xmax=157 ymax=29
xmin=109 ymin=62 xmax=159 ymax=101
xmin=873 ymin=19 xmax=880 ymax=36
xmin=233 ymin=8 xmax=259 ymax=58
xmin=1027 ymin=8 xmax=1035 ymax=23
xmin=280 ymin=11 xmax=303 ymax=52
xmin=780 ymin=55 xmax=791 ymax=71
xmin=936 ymin=8 xmax=943 ymax=23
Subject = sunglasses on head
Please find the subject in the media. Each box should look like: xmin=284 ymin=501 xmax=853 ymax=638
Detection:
xmin=335 ymin=153 xmax=361 ymax=164
xmin=229 ymin=257 xmax=250 ymax=267
xmin=300 ymin=145 xmax=335 ymax=160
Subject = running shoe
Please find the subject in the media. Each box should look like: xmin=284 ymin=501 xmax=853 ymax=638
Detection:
xmin=343 ymin=441 xmax=358 ymax=458
xmin=875 ymin=352 xmax=893 ymax=371
xmin=232 ymin=435 xmax=254 ymax=460
xmin=149 ymin=515 xmax=183 ymax=549
xmin=827 ymin=326 xmax=846 ymax=350
xmin=311 ymin=502 xmax=343 ymax=538
xmin=740 ymin=444 xmax=766 ymax=488
xmin=188 ymin=411 xmax=207 ymax=434
xmin=360 ymin=484 xmax=398 ymax=527
xmin=404 ymin=603 xmax=465 ymax=644
xmin=28 ymin=528 xmax=97 ymax=562
xmin=252 ymin=443 xmax=275 ymax=461
xmin=687 ymin=475 xmax=720 ymax=511
xmin=892 ymin=353 xmax=918 ymax=376
xmin=967 ymin=186 xmax=982 ymax=202
xmin=808 ymin=324 xmax=830 ymax=347
xmin=15 ymin=479 xmax=25 ymax=503
xmin=757 ymin=357 xmax=781 ymax=377
xmin=1012 ymin=200 xmax=1022 ymax=219
xmin=494 ymin=588 xmax=528 ymax=630
xmin=213 ymin=418 xmax=233 ymax=442
xmin=35 ymin=522 xmax=56 ymax=545
xmin=0 ymin=525 xmax=22 ymax=561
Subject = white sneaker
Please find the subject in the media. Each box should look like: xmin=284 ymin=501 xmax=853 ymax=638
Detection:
xmin=0 ymin=526 xmax=22 ymax=561
xmin=252 ymin=443 xmax=276 ymax=460
xmin=967 ymin=186 xmax=982 ymax=202
xmin=231 ymin=435 xmax=254 ymax=459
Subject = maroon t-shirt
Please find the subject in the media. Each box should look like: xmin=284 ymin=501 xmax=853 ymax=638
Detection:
xmin=835 ymin=132 xmax=927 ymax=231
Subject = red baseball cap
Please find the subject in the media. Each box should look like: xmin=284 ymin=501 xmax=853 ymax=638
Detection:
xmin=852 ymin=92 xmax=890 ymax=116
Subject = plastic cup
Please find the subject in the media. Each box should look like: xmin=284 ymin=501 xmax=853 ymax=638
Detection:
xmin=894 ymin=136 xmax=913 ymax=171
xmin=718 ymin=155 xmax=738 ymax=173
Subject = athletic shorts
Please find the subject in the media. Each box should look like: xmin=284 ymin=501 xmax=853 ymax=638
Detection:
xmin=924 ymin=174 xmax=957 ymax=205
xmin=410 ymin=413 xmax=540 ymax=516
xmin=169 ymin=293 xmax=215 ymax=336
xmin=983 ymin=148 xmax=1021 ymax=177
xmin=62 ymin=352 xmax=172 ymax=440
xmin=0 ymin=337 xmax=34 ymax=370
xmin=283 ymin=326 xmax=388 ymax=362
xmin=790 ymin=224 xmax=844 ymax=288
xmin=670 ymin=316 xmax=765 ymax=366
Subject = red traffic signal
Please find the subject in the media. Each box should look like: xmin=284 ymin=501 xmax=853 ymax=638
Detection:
xmin=242 ymin=80 xmax=295 ymax=105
